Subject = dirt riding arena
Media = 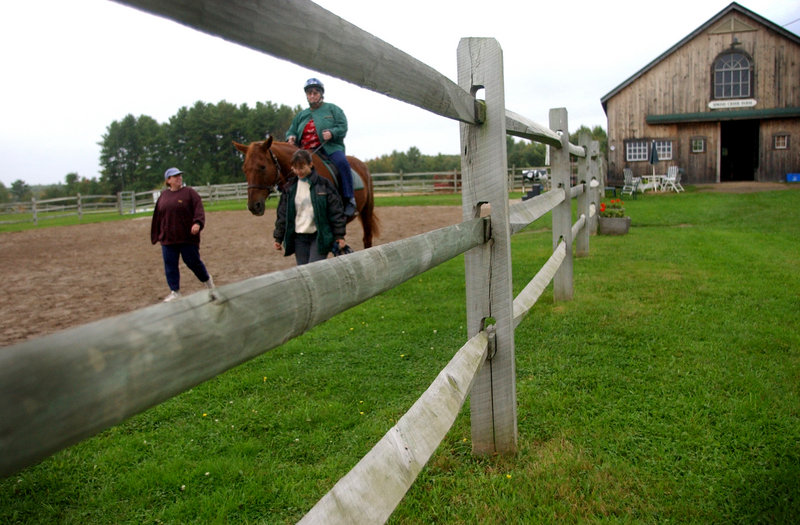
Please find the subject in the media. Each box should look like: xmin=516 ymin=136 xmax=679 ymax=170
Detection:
xmin=0 ymin=206 xmax=462 ymax=346
xmin=1 ymin=182 xmax=795 ymax=347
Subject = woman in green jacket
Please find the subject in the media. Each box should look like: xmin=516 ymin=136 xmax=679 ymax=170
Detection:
xmin=286 ymin=78 xmax=356 ymax=217
xmin=273 ymin=149 xmax=348 ymax=265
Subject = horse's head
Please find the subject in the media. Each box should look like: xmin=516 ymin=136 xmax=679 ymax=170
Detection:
xmin=234 ymin=136 xmax=283 ymax=216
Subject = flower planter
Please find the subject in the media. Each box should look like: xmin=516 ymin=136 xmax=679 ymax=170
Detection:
xmin=598 ymin=216 xmax=631 ymax=235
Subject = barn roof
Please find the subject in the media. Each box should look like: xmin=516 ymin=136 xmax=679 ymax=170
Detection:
xmin=600 ymin=2 xmax=800 ymax=113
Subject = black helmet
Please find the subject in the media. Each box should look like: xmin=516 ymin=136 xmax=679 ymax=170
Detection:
xmin=304 ymin=78 xmax=325 ymax=94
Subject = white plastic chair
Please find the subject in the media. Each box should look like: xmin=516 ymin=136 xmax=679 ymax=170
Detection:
xmin=661 ymin=166 xmax=684 ymax=192
xmin=621 ymin=168 xmax=640 ymax=198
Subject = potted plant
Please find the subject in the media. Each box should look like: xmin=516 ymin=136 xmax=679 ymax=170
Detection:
xmin=597 ymin=199 xmax=631 ymax=235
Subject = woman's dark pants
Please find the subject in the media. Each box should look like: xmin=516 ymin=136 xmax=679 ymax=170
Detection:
xmin=161 ymin=243 xmax=210 ymax=292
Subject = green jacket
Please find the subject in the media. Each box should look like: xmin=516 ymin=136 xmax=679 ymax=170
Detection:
xmin=285 ymin=102 xmax=348 ymax=155
xmin=273 ymin=171 xmax=346 ymax=258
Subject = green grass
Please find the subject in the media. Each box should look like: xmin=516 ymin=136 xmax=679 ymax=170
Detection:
xmin=2 ymin=189 xmax=799 ymax=523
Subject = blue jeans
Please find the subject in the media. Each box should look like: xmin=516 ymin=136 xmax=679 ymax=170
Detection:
xmin=161 ymin=244 xmax=210 ymax=291
xmin=293 ymin=233 xmax=325 ymax=266
xmin=328 ymin=150 xmax=354 ymax=199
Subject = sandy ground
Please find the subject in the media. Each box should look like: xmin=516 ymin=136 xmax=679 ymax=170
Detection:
xmin=2 ymin=181 xmax=796 ymax=346
xmin=0 ymin=206 xmax=462 ymax=346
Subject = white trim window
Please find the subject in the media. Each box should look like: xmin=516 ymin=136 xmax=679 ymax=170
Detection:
xmin=714 ymin=52 xmax=752 ymax=99
xmin=655 ymin=140 xmax=673 ymax=161
xmin=626 ymin=140 xmax=648 ymax=161
xmin=691 ymin=137 xmax=706 ymax=153
xmin=774 ymin=134 xmax=789 ymax=150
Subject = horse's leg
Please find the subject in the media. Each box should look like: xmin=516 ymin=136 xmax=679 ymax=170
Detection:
xmin=359 ymin=193 xmax=373 ymax=248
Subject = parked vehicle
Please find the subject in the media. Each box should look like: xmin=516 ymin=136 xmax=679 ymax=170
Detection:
xmin=522 ymin=169 xmax=548 ymax=183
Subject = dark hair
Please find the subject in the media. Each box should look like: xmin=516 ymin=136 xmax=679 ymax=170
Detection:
xmin=291 ymin=149 xmax=313 ymax=166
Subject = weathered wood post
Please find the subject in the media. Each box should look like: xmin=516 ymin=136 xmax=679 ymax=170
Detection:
xmin=458 ymin=37 xmax=517 ymax=455
xmin=588 ymin=140 xmax=601 ymax=235
xmin=31 ymin=197 xmax=38 ymax=226
xmin=576 ymin=132 xmax=592 ymax=256
xmin=77 ymin=193 xmax=83 ymax=220
xmin=549 ymin=108 xmax=573 ymax=301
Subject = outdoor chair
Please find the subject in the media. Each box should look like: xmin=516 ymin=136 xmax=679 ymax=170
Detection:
xmin=661 ymin=166 xmax=684 ymax=192
xmin=621 ymin=168 xmax=640 ymax=198
xmin=674 ymin=171 xmax=685 ymax=192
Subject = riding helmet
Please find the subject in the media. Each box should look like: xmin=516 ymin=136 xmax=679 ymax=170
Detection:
xmin=304 ymin=78 xmax=325 ymax=94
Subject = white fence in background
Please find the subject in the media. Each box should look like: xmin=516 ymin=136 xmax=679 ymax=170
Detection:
xmin=1 ymin=168 xmax=550 ymax=226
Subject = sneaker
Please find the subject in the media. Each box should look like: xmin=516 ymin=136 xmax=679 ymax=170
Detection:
xmin=204 ymin=276 xmax=215 ymax=289
xmin=163 ymin=290 xmax=181 ymax=302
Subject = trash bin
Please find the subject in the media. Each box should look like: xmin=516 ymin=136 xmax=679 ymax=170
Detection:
xmin=522 ymin=184 xmax=542 ymax=201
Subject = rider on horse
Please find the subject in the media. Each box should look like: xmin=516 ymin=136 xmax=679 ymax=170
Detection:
xmin=285 ymin=78 xmax=357 ymax=217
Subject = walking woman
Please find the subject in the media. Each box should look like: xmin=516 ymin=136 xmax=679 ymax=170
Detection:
xmin=151 ymin=167 xmax=214 ymax=301
xmin=273 ymin=149 xmax=348 ymax=265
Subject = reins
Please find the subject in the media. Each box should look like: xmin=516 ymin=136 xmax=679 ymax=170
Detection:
xmin=246 ymin=143 xmax=287 ymax=192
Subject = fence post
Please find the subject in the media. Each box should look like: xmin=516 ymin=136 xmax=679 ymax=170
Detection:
xmin=549 ymin=108 xmax=573 ymax=301
xmin=32 ymin=197 xmax=37 ymax=226
xmin=77 ymin=193 xmax=83 ymax=220
xmin=588 ymin=140 xmax=601 ymax=235
xmin=576 ymin=132 xmax=591 ymax=257
xmin=458 ymin=37 xmax=517 ymax=456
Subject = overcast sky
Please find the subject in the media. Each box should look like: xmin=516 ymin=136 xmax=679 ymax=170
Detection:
xmin=1 ymin=0 xmax=798 ymax=187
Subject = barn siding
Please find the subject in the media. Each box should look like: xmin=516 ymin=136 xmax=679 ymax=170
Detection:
xmin=604 ymin=4 xmax=800 ymax=184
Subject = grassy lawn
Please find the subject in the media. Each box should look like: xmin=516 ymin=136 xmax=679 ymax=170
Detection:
xmin=1 ymin=188 xmax=799 ymax=523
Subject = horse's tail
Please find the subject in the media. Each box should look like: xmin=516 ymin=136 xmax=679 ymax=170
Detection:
xmin=359 ymin=190 xmax=379 ymax=249
xmin=347 ymin=156 xmax=379 ymax=248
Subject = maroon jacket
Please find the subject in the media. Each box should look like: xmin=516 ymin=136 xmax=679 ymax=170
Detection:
xmin=150 ymin=186 xmax=205 ymax=245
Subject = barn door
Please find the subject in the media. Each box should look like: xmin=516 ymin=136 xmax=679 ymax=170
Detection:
xmin=720 ymin=120 xmax=759 ymax=181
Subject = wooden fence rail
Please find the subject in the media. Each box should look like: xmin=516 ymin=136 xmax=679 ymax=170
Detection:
xmin=1 ymin=170 xmax=547 ymax=225
xmin=1 ymin=1 xmax=606 ymax=522
xmin=0 ymin=194 xmax=119 ymax=225
xmin=0 ymin=218 xmax=488 ymax=477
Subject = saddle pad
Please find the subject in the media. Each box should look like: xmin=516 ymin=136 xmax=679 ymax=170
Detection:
xmin=351 ymin=168 xmax=365 ymax=191
xmin=321 ymin=159 xmax=365 ymax=191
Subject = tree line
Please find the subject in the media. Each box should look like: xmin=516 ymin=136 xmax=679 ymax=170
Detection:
xmin=1 ymin=99 xmax=606 ymax=203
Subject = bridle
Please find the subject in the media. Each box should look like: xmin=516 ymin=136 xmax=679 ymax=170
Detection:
xmin=246 ymin=144 xmax=288 ymax=193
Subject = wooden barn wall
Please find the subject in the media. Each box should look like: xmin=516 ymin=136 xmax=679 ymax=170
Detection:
xmin=760 ymin=119 xmax=800 ymax=178
xmin=606 ymin=14 xmax=800 ymax=184
xmin=683 ymin=122 xmax=720 ymax=182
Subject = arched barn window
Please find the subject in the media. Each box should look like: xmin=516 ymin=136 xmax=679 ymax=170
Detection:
xmin=713 ymin=51 xmax=752 ymax=99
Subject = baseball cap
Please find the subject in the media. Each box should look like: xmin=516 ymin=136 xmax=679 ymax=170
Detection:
xmin=164 ymin=167 xmax=184 ymax=180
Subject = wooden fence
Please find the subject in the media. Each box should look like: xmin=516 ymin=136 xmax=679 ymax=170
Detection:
xmin=1 ymin=170 xmax=546 ymax=226
xmin=0 ymin=193 xmax=120 ymax=225
xmin=0 ymin=0 xmax=604 ymax=522
xmin=370 ymin=167 xmax=549 ymax=194
xmin=0 ymin=183 xmax=252 ymax=226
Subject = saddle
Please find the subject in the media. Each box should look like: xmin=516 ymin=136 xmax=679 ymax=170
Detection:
xmin=314 ymin=151 xmax=365 ymax=192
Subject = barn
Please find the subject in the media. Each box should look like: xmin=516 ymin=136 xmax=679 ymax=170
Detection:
xmin=601 ymin=2 xmax=800 ymax=184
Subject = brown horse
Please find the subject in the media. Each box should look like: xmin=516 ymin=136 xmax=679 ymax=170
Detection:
xmin=234 ymin=136 xmax=379 ymax=248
